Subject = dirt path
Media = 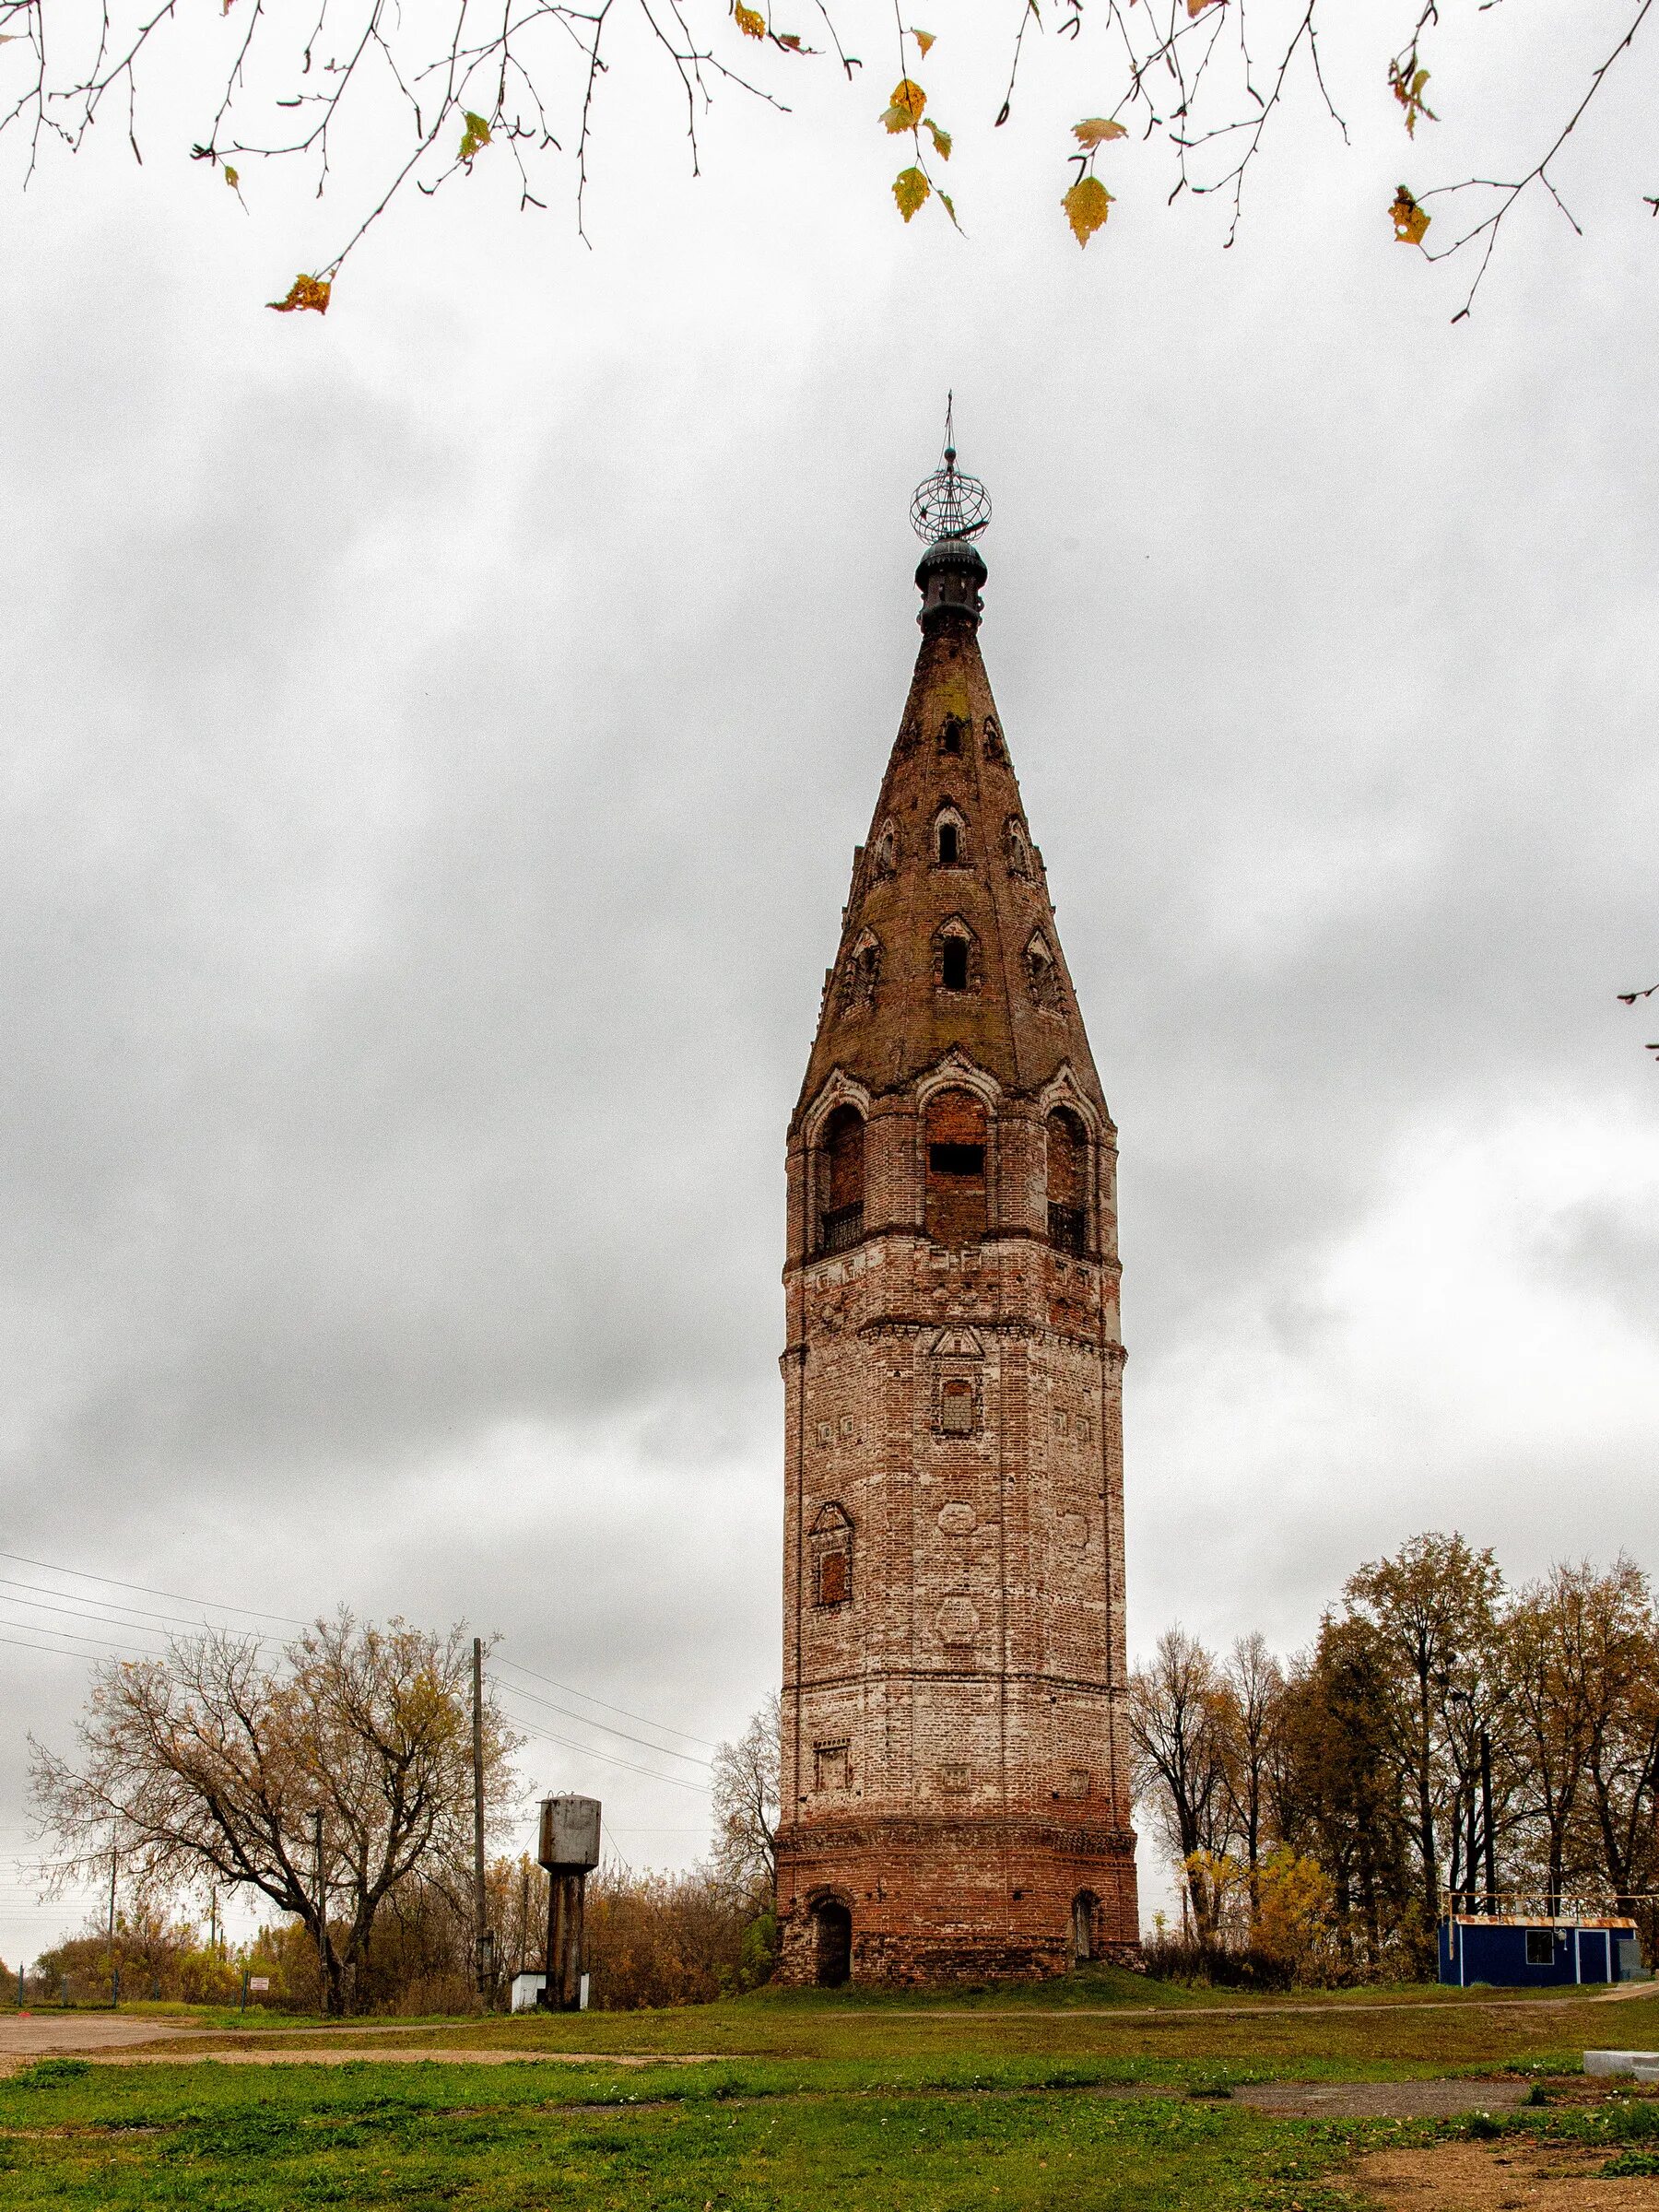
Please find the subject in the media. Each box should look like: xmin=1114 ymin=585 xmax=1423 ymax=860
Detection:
xmin=1237 ymin=2079 xmax=1531 ymax=2120
xmin=0 ymin=2016 xmax=195 ymax=2063
xmin=1350 ymin=2138 xmax=1659 ymax=2207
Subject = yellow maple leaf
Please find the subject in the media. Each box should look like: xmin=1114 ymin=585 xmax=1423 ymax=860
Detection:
xmin=266 ymin=273 xmax=332 ymax=314
xmin=1390 ymin=184 xmax=1430 ymax=244
xmin=1062 ymin=174 xmax=1112 ymax=247
xmin=1072 ymin=117 xmax=1126 ymax=148
xmin=459 ymin=110 xmax=491 ymax=162
xmin=734 ymin=3 xmax=766 ymax=36
xmin=911 ymin=27 xmax=935 ymax=53
xmin=893 ymin=165 xmax=931 ymax=222
xmin=924 ymin=116 xmax=951 ymax=160
xmin=882 ymin=76 xmax=927 ymax=132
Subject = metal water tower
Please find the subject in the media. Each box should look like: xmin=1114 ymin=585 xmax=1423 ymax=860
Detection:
xmin=536 ymin=1794 xmax=601 ymax=2011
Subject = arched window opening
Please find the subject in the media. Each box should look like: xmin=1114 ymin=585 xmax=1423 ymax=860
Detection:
xmin=819 ymin=1105 xmax=865 ymax=1254
xmin=1026 ymin=931 xmax=1063 ymax=1010
xmin=813 ymin=1899 xmax=853 ymax=1986
xmin=874 ymin=820 xmax=898 ymax=877
xmin=1006 ymin=821 xmax=1031 ymax=878
xmin=940 ymin=716 xmax=966 ymax=757
xmin=839 ymin=931 xmax=882 ymax=1017
xmin=983 ymin=717 xmax=1005 ymax=761
xmin=1046 ymin=1106 xmax=1088 ymax=1256
xmin=938 ymin=1377 xmax=975 ymax=1436
xmin=809 ymin=1502 xmax=853 ymax=1608
xmin=940 ymin=936 xmax=969 ymax=991
xmin=937 ymin=820 xmax=959 ymax=865
xmin=925 ymin=1088 xmax=988 ymax=1245
xmin=1071 ymin=1891 xmax=1097 ymax=1967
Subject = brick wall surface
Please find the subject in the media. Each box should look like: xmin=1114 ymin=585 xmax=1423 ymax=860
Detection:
xmin=779 ymin=541 xmax=1138 ymax=1987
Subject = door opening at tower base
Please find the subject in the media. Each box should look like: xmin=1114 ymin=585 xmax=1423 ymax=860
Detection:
xmin=1071 ymin=1891 xmax=1097 ymax=1967
xmin=814 ymin=1900 xmax=853 ymax=1986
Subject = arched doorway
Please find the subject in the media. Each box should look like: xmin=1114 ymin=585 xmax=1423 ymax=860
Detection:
xmin=814 ymin=1900 xmax=853 ymax=1988
xmin=1071 ymin=1891 xmax=1097 ymax=1967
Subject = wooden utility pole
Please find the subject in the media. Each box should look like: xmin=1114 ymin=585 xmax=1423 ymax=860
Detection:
xmin=472 ymin=1637 xmax=492 ymax=2003
xmin=108 ymin=1839 xmax=119 ymax=2009
xmin=312 ymin=1809 xmax=327 ymax=2014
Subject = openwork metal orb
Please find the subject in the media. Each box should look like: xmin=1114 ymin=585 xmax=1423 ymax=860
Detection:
xmin=910 ymin=448 xmax=993 ymax=544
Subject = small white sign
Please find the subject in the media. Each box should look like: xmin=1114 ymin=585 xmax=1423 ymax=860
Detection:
xmin=247 ymin=1976 xmax=270 ymax=1994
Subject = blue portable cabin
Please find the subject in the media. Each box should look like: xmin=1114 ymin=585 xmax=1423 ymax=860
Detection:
xmin=1439 ymin=1912 xmax=1643 ymax=1988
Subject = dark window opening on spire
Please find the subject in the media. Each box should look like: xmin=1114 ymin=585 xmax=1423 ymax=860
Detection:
xmin=937 ymin=822 xmax=959 ymax=866
xmin=1047 ymin=1106 xmax=1088 ymax=1256
xmin=818 ymin=1105 xmax=865 ymax=1254
xmin=930 ymin=1142 xmax=983 ymax=1176
xmin=940 ymin=937 xmax=969 ymax=990
xmin=941 ymin=718 xmax=965 ymax=757
xmin=925 ymin=1090 xmax=989 ymax=1245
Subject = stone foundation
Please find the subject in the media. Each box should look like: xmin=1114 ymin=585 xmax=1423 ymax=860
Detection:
xmin=774 ymin=1815 xmax=1141 ymax=1988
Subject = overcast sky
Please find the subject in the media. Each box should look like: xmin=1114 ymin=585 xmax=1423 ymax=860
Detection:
xmin=2 ymin=0 xmax=1656 ymax=1966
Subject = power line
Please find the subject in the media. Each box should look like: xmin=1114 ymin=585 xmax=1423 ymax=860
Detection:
xmin=0 ymin=1626 xmax=153 ymax=1663
xmin=493 ymin=1655 xmax=719 ymax=1750
xmin=488 ymin=1675 xmax=712 ymax=1769
xmin=0 ymin=1593 xmax=176 ymax=1644
xmin=0 ymin=1548 xmax=727 ymax=1785
xmin=0 ymin=1550 xmax=308 ymax=1628
xmin=0 ymin=1573 xmax=275 ymax=1642
xmin=510 ymin=1718 xmax=712 ymax=1795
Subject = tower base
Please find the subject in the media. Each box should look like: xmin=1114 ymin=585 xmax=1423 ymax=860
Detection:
xmin=774 ymin=1816 xmax=1141 ymax=1988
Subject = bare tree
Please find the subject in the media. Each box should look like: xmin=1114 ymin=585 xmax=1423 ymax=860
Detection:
xmin=1216 ymin=1631 xmax=1285 ymax=1911
xmin=709 ymin=1690 xmax=780 ymax=1908
xmin=0 ymin=0 xmax=1653 ymax=310
xmin=29 ymin=1612 xmax=520 ymax=2015
xmin=1129 ymin=1627 xmax=1232 ymax=1937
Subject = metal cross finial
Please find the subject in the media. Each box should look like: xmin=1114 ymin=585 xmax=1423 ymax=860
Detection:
xmin=910 ymin=396 xmax=991 ymax=544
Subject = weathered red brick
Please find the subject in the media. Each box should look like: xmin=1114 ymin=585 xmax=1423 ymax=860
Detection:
xmin=776 ymin=535 xmax=1140 ymax=1986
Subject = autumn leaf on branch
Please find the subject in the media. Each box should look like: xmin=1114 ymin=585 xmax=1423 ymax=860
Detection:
xmin=734 ymin=3 xmax=766 ymax=38
xmin=1187 ymin=0 xmax=1224 ymax=17
xmin=924 ymin=116 xmax=951 ymax=159
xmin=881 ymin=77 xmax=927 ymax=133
xmin=223 ymin=164 xmax=240 ymax=190
xmin=1073 ymin=117 xmax=1127 ymax=148
xmin=1389 ymin=61 xmax=1438 ymax=139
xmin=1390 ymin=184 xmax=1430 ymax=244
xmin=1063 ymin=173 xmax=1112 ymax=245
xmin=893 ymin=164 xmax=931 ymax=220
xmin=458 ymin=111 xmax=491 ymax=163
xmin=911 ymin=28 xmax=935 ymax=55
xmin=267 ymin=274 xmax=332 ymax=313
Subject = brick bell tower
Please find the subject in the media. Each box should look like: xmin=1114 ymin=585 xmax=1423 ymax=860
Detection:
xmin=774 ymin=427 xmax=1140 ymax=1986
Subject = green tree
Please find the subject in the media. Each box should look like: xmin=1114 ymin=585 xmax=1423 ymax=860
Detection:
xmin=1342 ymin=1532 xmax=1504 ymax=1936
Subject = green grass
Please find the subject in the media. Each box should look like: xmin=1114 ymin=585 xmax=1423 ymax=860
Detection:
xmin=0 ymin=2058 xmax=1385 ymax=2211
xmin=183 ymin=1979 xmax=1659 ymax=2081
xmin=7 ymin=2055 xmax=1659 ymax=2212
xmin=6 ymin=1982 xmax=1657 ymax=2208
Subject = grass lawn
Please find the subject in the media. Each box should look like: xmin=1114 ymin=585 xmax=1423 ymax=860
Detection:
xmin=176 ymin=1971 xmax=1659 ymax=2081
xmin=5 ymin=1981 xmax=1657 ymax=2208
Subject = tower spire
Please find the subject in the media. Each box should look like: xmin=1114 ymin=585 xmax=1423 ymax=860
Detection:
xmin=775 ymin=449 xmax=1137 ymax=1988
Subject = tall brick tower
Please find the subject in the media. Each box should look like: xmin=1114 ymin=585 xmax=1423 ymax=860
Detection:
xmin=774 ymin=433 xmax=1140 ymax=1986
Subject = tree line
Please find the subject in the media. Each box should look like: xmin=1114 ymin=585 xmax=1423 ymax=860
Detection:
xmin=1130 ymin=1532 xmax=1659 ymax=1983
xmin=20 ymin=1612 xmax=781 ymax=2015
